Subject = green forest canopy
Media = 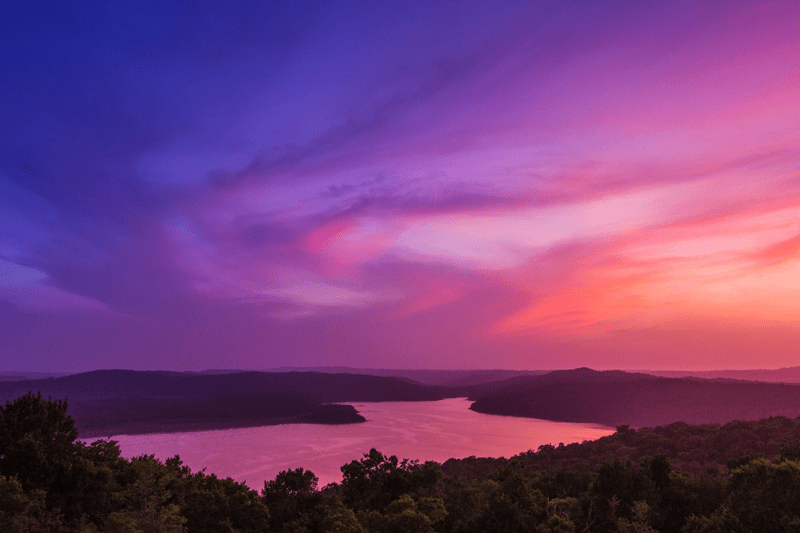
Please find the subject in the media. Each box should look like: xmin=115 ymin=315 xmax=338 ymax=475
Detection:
xmin=3 ymin=392 xmax=800 ymax=532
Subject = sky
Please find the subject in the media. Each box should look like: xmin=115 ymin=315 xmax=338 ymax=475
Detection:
xmin=1 ymin=1 xmax=799 ymax=372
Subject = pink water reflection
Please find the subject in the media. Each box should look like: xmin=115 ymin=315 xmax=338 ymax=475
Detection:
xmin=110 ymin=398 xmax=614 ymax=488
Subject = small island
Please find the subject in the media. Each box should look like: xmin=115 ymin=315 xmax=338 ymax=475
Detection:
xmin=78 ymin=402 xmax=367 ymax=438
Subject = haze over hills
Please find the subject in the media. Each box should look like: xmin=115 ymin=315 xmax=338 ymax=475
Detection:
xmin=0 ymin=368 xmax=550 ymax=387
xmin=8 ymin=366 xmax=800 ymax=385
xmin=0 ymin=371 xmax=72 ymax=382
xmin=639 ymin=367 xmax=800 ymax=383
xmin=263 ymin=367 xmax=549 ymax=386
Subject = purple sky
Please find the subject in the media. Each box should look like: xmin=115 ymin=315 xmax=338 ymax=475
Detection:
xmin=2 ymin=1 xmax=799 ymax=372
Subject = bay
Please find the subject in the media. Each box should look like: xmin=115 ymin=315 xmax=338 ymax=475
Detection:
xmin=110 ymin=398 xmax=614 ymax=488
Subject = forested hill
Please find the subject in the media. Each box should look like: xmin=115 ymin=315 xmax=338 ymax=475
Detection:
xmin=0 ymin=370 xmax=446 ymax=436
xmin=443 ymin=414 xmax=800 ymax=479
xmin=0 ymin=369 xmax=445 ymax=402
xmin=468 ymin=367 xmax=800 ymax=428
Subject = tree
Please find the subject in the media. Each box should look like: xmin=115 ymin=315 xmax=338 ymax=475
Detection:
xmin=181 ymin=471 xmax=269 ymax=533
xmin=723 ymin=458 xmax=800 ymax=532
xmin=359 ymin=494 xmax=447 ymax=533
xmin=319 ymin=498 xmax=367 ymax=533
xmin=340 ymin=449 xmax=442 ymax=512
xmin=261 ymin=467 xmax=319 ymax=530
xmin=475 ymin=465 xmax=547 ymax=533
xmin=112 ymin=455 xmax=187 ymax=533
xmin=0 ymin=474 xmax=61 ymax=533
xmin=155 ymin=455 xmax=271 ymax=533
xmin=61 ymin=439 xmax=127 ymax=525
xmin=263 ymin=467 xmax=318 ymax=496
xmin=0 ymin=392 xmax=79 ymax=495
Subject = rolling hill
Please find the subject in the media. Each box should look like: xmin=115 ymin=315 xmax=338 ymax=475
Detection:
xmin=0 ymin=370 xmax=446 ymax=436
xmin=468 ymin=368 xmax=800 ymax=428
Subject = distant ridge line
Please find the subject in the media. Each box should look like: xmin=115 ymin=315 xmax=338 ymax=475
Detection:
xmin=638 ymin=367 xmax=800 ymax=383
xmin=5 ymin=366 xmax=800 ymax=385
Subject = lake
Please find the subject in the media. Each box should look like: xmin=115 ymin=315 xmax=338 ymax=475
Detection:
xmin=110 ymin=398 xmax=614 ymax=488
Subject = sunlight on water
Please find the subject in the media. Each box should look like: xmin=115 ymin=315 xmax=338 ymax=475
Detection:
xmin=110 ymin=398 xmax=614 ymax=488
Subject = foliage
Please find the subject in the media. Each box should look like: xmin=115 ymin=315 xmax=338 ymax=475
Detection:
xmin=0 ymin=393 xmax=267 ymax=532
xmin=262 ymin=468 xmax=319 ymax=531
xmin=7 ymin=392 xmax=800 ymax=533
xmin=339 ymin=448 xmax=442 ymax=512
xmin=0 ymin=474 xmax=60 ymax=532
xmin=0 ymin=392 xmax=79 ymax=493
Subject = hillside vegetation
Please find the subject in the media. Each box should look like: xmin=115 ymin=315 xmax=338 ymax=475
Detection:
xmin=467 ymin=368 xmax=800 ymax=428
xmin=4 ymin=393 xmax=800 ymax=532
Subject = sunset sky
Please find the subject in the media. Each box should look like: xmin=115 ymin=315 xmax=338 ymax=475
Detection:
xmin=2 ymin=1 xmax=799 ymax=372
